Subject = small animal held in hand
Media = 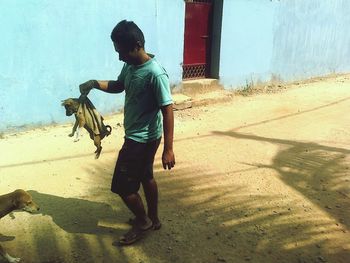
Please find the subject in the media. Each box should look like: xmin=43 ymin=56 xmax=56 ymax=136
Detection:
xmin=0 ymin=189 xmax=40 ymax=263
xmin=61 ymin=96 xmax=112 ymax=159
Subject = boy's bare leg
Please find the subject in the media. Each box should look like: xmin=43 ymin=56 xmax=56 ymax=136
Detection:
xmin=121 ymin=193 xmax=151 ymax=228
xmin=117 ymin=193 xmax=153 ymax=245
xmin=142 ymin=178 xmax=161 ymax=228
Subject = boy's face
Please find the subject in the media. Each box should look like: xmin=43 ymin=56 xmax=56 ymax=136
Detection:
xmin=113 ymin=41 xmax=140 ymax=65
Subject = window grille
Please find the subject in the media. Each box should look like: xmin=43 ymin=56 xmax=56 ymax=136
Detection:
xmin=182 ymin=64 xmax=207 ymax=79
xmin=184 ymin=0 xmax=212 ymax=3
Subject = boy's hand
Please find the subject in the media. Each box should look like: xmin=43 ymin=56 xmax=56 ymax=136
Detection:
xmin=79 ymin=80 xmax=99 ymax=95
xmin=162 ymin=149 xmax=175 ymax=170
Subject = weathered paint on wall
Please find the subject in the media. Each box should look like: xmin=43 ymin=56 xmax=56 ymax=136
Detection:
xmin=271 ymin=1 xmax=350 ymax=80
xmin=0 ymin=0 xmax=184 ymax=132
xmin=219 ymin=0 xmax=350 ymax=88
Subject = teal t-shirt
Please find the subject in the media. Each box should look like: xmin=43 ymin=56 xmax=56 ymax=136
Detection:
xmin=118 ymin=55 xmax=173 ymax=143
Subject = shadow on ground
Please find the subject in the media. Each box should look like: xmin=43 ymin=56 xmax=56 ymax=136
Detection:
xmin=27 ymin=191 xmax=121 ymax=235
xmin=209 ymin=130 xmax=350 ymax=263
xmin=13 ymin=128 xmax=349 ymax=263
xmin=214 ymin=131 xmax=350 ymax=228
xmin=6 ymin=96 xmax=350 ymax=262
xmin=13 ymin=190 xmax=128 ymax=263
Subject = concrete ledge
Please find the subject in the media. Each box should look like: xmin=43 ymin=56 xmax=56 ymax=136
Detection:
xmin=172 ymin=89 xmax=234 ymax=111
xmin=191 ymin=90 xmax=234 ymax=107
xmin=172 ymin=78 xmax=233 ymax=110
xmin=172 ymin=94 xmax=192 ymax=110
xmin=173 ymin=78 xmax=223 ymax=96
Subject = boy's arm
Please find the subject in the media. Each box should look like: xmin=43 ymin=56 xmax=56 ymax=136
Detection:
xmin=79 ymin=80 xmax=124 ymax=94
xmin=160 ymin=104 xmax=175 ymax=170
xmin=97 ymin=80 xmax=125 ymax=93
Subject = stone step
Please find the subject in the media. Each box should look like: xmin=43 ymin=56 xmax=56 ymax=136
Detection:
xmin=172 ymin=78 xmax=233 ymax=111
xmin=173 ymin=78 xmax=224 ymax=97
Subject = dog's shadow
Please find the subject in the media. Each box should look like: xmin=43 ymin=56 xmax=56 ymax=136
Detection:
xmin=0 ymin=234 xmax=15 ymax=242
xmin=28 ymin=191 xmax=122 ymax=235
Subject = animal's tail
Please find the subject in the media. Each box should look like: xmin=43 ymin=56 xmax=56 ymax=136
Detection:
xmin=105 ymin=125 xmax=112 ymax=136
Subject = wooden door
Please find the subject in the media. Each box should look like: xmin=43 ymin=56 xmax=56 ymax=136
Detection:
xmin=183 ymin=0 xmax=213 ymax=79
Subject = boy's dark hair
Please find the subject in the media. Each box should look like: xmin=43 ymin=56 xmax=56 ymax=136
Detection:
xmin=111 ymin=20 xmax=145 ymax=51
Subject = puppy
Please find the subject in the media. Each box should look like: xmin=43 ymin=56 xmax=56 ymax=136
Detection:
xmin=61 ymin=98 xmax=112 ymax=159
xmin=0 ymin=189 xmax=40 ymax=263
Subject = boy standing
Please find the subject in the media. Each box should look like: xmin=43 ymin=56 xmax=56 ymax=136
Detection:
xmin=79 ymin=20 xmax=175 ymax=245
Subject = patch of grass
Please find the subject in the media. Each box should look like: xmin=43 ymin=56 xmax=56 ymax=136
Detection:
xmin=236 ymin=79 xmax=255 ymax=96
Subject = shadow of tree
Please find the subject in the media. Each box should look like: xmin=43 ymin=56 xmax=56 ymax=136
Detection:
xmin=64 ymin=129 xmax=349 ymax=263
xmin=6 ymin=130 xmax=349 ymax=262
xmin=209 ymin=130 xmax=350 ymax=262
xmin=213 ymin=131 xmax=350 ymax=226
xmin=271 ymin=142 xmax=350 ymax=225
xmin=27 ymin=191 xmax=121 ymax=235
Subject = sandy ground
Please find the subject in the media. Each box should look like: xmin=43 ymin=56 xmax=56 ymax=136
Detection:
xmin=0 ymin=75 xmax=350 ymax=263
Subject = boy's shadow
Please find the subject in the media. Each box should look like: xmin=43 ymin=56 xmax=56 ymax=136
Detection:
xmin=28 ymin=190 xmax=123 ymax=235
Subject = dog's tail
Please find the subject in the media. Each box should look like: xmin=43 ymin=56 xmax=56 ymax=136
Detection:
xmin=105 ymin=125 xmax=112 ymax=136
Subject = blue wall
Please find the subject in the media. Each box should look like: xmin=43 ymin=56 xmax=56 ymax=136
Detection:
xmin=1 ymin=0 xmax=350 ymax=132
xmin=271 ymin=0 xmax=350 ymax=80
xmin=219 ymin=0 xmax=350 ymax=88
xmin=0 ymin=0 xmax=184 ymax=132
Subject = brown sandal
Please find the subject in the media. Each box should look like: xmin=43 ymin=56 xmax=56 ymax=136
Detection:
xmin=118 ymin=223 xmax=153 ymax=246
xmin=152 ymin=221 xmax=162 ymax=230
xmin=127 ymin=218 xmax=162 ymax=230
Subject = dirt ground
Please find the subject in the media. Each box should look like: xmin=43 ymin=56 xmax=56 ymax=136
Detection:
xmin=0 ymin=75 xmax=350 ymax=263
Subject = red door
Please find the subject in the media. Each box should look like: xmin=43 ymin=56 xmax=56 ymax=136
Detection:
xmin=183 ymin=1 xmax=213 ymax=79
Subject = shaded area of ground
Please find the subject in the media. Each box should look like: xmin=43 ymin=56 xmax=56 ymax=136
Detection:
xmin=0 ymin=74 xmax=350 ymax=263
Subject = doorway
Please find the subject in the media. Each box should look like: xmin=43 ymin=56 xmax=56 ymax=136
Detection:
xmin=182 ymin=0 xmax=223 ymax=79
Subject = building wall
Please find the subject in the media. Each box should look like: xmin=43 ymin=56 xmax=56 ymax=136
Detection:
xmin=1 ymin=0 xmax=350 ymax=131
xmin=219 ymin=0 xmax=350 ymax=88
xmin=0 ymin=0 xmax=184 ymax=132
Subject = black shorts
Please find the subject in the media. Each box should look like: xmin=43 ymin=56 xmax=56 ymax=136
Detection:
xmin=111 ymin=138 xmax=161 ymax=197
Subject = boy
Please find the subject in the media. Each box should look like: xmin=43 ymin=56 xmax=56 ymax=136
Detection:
xmin=79 ymin=20 xmax=175 ymax=245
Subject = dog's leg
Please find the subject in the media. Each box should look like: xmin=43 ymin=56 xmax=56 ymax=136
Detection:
xmin=73 ymin=117 xmax=81 ymax=142
xmin=0 ymin=244 xmax=20 ymax=263
xmin=74 ymin=115 xmax=86 ymax=142
xmin=74 ymin=127 xmax=81 ymax=142
xmin=69 ymin=119 xmax=79 ymax=138
xmin=93 ymin=136 xmax=102 ymax=159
